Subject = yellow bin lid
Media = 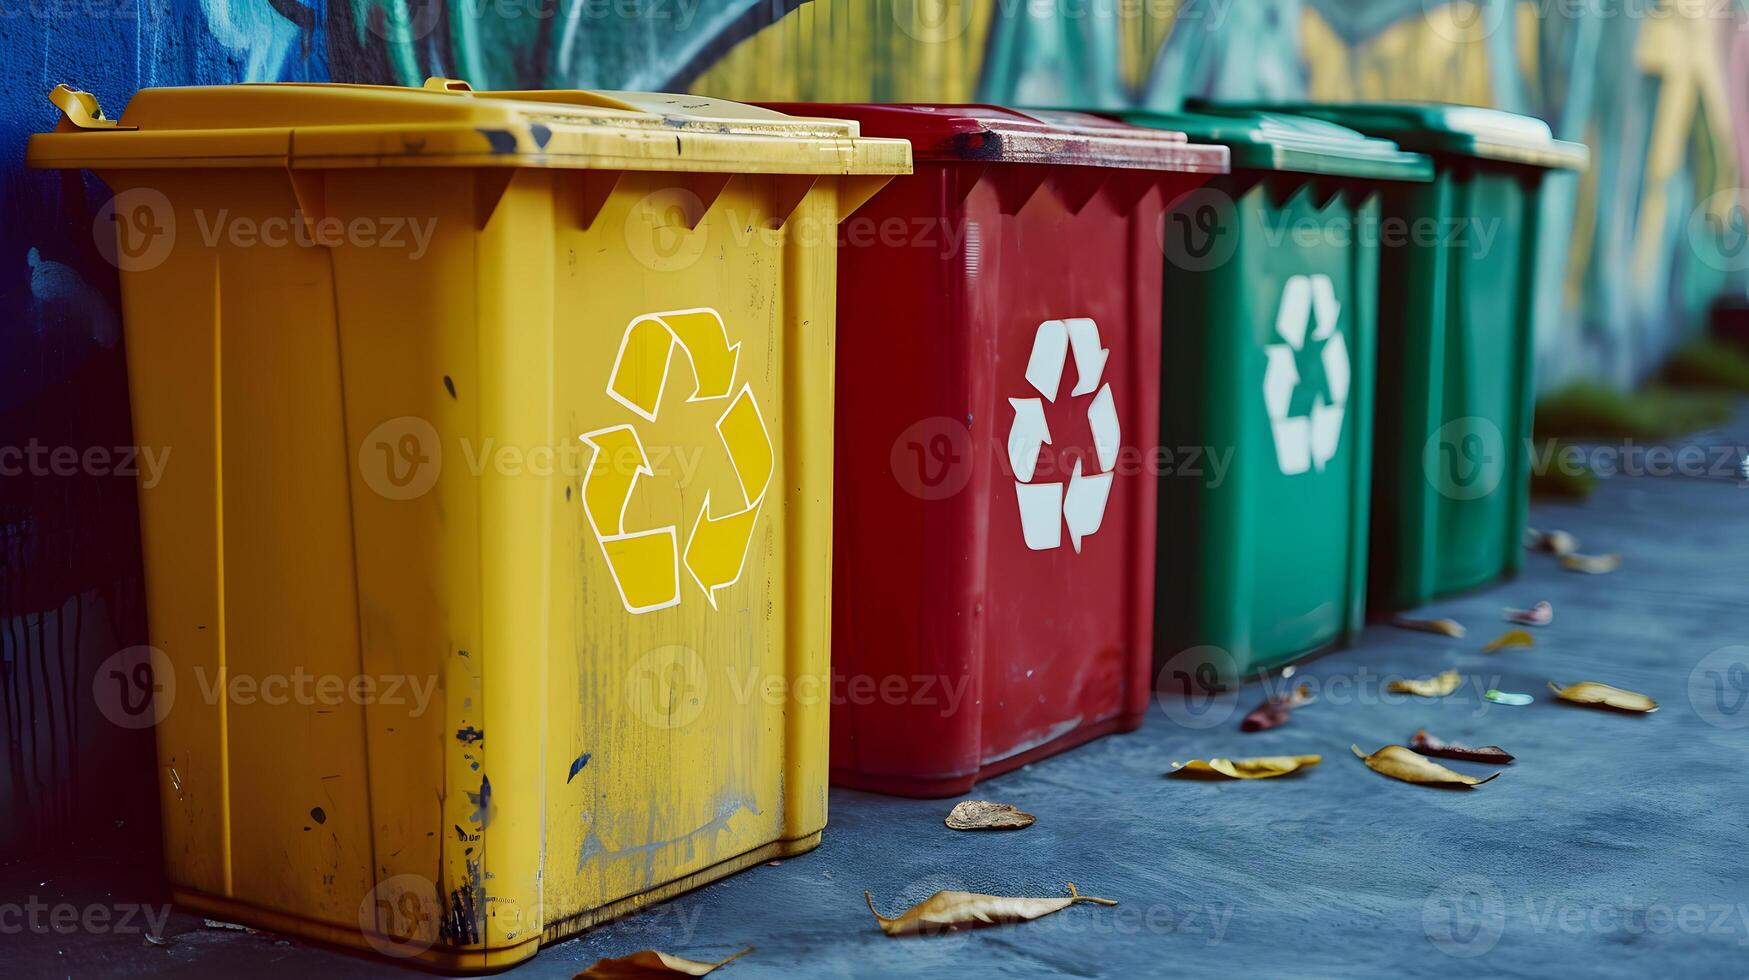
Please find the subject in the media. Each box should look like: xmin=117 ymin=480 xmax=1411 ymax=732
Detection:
xmin=28 ymin=78 xmax=913 ymax=176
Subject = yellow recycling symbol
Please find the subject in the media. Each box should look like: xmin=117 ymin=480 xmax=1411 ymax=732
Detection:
xmin=579 ymin=308 xmax=774 ymax=615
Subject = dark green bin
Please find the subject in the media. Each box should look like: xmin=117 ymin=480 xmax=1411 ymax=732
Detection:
xmin=1202 ymin=102 xmax=1589 ymax=612
xmin=1114 ymin=108 xmax=1432 ymax=683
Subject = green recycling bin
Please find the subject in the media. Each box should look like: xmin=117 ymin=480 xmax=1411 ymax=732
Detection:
xmin=1114 ymin=108 xmax=1432 ymax=684
xmin=1198 ymin=102 xmax=1588 ymax=612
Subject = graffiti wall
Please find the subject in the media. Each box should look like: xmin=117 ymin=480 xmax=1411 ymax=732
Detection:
xmin=3 ymin=0 xmax=1744 ymax=852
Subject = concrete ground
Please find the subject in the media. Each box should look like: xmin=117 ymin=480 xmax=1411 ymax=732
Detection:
xmin=9 ymin=408 xmax=1749 ymax=978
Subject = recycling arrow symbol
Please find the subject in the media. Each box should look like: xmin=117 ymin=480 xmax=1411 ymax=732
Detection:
xmin=579 ymin=308 xmax=773 ymax=614
xmin=1263 ymin=274 xmax=1349 ymax=475
xmin=1006 ymin=318 xmax=1120 ymax=552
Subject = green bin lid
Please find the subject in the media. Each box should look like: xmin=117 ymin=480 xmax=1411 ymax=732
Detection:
xmin=1192 ymin=100 xmax=1588 ymax=171
xmin=1110 ymin=107 xmax=1431 ymax=181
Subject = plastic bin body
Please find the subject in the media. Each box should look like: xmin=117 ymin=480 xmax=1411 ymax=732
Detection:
xmin=30 ymin=81 xmax=907 ymax=970
xmin=1223 ymin=103 xmax=1588 ymax=612
xmin=1120 ymin=109 xmax=1432 ymax=683
xmin=764 ymin=104 xmax=1227 ymax=796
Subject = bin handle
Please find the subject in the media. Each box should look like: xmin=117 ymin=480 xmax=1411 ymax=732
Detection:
xmin=48 ymin=85 xmax=136 ymax=131
xmin=424 ymin=77 xmax=473 ymax=93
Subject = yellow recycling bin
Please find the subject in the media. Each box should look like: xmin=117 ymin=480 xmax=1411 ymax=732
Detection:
xmin=29 ymin=80 xmax=908 ymax=969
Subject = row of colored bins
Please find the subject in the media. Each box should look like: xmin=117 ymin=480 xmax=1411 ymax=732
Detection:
xmin=29 ymin=80 xmax=1584 ymax=967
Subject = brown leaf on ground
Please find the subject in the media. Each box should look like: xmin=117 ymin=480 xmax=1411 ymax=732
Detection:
xmin=1525 ymin=528 xmax=1579 ymax=556
xmin=1351 ymin=744 xmax=1500 ymax=787
xmin=1388 ymin=669 xmax=1462 ymax=697
xmin=1391 ymin=616 xmax=1466 ymax=638
xmin=1548 ymin=680 xmax=1657 ymax=713
xmin=1559 ymin=552 xmax=1621 ymax=574
xmin=574 ymin=947 xmax=750 ymax=978
xmin=1482 ymin=629 xmax=1536 ymax=653
xmin=865 ymin=884 xmax=1116 ymax=937
xmin=1504 ymin=601 xmax=1553 ymax=626
xmin=1410 ymin=729 xmax=1515 ymax=764
xmin=1240 ymin=683 xmax=1313 ymax=732
xmin=945 ymin=800 xmax=1035 ymax=831
xmin=1169 ymin=755 xmax=1321 ymax=780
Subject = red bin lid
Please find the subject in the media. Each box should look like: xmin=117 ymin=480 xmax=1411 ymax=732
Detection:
xmin=758 ymin=103 xmax=1229 ymax=173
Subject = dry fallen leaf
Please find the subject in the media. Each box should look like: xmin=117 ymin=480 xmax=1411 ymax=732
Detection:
xmin=576 ymin=948 xmax=750 ymax=978
xmin=1351 ymin=744 xmax=1500 ymax=787
xmin=1410 ymin=729 xmax=1514 ymax=764
xmin=1388 ymin=669 xmax=1462 ymax=697
xmin=1391 ymin=616 xmax=1466 ymax=638
xmin=1240 ymin=683 xmax=1313 ymax=732
xmin=864 ymin=884 xmax=1116 ymax=937
xmin=1504 ymin=601 xmax=1554 ymax=627
xmin=1525 ymin=528 xmax=1579 ymax=556
xmin=1482 ymin=629 xmax=1536 ymax=653
xmin=1559 ymin=552 xmax=1621 ymax=575
xmin=1548 ymin=680 xmax=1657 ymax=713
xmin=945 ymin=801 xmax=1035 ymax=831
xmin=1169 ymin=755 xmax=1321 ymax=780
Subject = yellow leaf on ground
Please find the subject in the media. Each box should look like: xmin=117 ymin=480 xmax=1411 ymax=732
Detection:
xmin=1548 ymin=680 xmax=1658 ymax=713
xmin=1559 ymin=552 xmax=1621 ymax=574
xmin=1388 ymin=669 xmax=1462 ymax=697
xmin=864 ymin=884 xmax=1116 ymax=937
xmin=1391 ymin=616 xmax=1466 ymax=638
xmin=1482 ymin=629 xmax=1536 ymax=653
xmin=1169 ymin=755 xmax=1322 ymax=780
xmin=575 ymin=947 xmax=750 ymax=978
xmin=944 ymin=800 xmax=1035 ymax=831
xmin=1351 ymin=744 xmax=1500 ymax=787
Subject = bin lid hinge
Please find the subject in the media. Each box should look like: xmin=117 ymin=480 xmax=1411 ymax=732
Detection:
xmin=837 ymin=174 xmax=895 ymax=220
xmin=48 ymin=85 xmax=137 ymax=132
xmin=475 ymin=168 xmax=516 ymax=229
xmin=285 ymin=169 xmax=326 ymax=234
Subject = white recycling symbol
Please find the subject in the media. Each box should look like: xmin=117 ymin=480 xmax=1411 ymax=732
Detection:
xmin=1006 ymin=318 xmax=1120 ymax=552
xmin=1263 ymin=274 xmax=1349 ymax=475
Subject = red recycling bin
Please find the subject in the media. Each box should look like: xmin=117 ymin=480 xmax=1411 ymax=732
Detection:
xmin=764 ymin=103 xmax=1228 ymax=796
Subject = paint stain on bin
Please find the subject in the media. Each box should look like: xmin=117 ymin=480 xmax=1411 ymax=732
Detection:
xmin=530 ymin=123 xmax=552 ymax=148
xmin=456 ymin=726 xmax=484 ymax=745
xmin=443 ymin=375 xmax=457 ymax=399
xmin=567 ymin=753 xmax=591 ymax=783
xmin=476 ymin=129 xmax=518 ymax=154
xmin=467 ymin=776 xmax=495 ymax=829
xmin=310 ymin=807 xmax=326 ymax=825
